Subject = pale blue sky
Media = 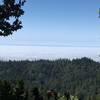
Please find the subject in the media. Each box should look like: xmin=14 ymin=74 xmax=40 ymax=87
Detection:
xmin=0 ymin=0 xmax=100 ymax=46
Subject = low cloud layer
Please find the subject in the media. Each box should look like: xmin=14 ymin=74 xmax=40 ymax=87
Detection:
xmin=0 ymin=45 xmax=100 ymax=61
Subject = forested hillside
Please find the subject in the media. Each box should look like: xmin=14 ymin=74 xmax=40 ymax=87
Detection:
xmin=0 ymin=57 xmax=100 ymax=99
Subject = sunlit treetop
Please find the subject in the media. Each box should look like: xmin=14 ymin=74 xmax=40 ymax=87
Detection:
xmin=0 ymin=0 xmax=26 ymax=36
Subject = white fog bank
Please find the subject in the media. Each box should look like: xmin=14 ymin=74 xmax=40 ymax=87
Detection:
xmin=0 ymin=45 xmax=100 ymax=61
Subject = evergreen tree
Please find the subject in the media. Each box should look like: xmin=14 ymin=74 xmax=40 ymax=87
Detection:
xmin=13 ymin=80 xmax=26 ymax=100
xmin=32 ymin=87 xmax=44 ymax=100
xmin=0 ymin=80 xmax=12 ymax=100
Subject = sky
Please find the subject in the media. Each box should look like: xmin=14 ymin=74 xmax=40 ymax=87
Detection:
xmin=0 ymin=0 xmax=100 ymax=61
xmin=0 ymin=0 xmax=100 ymax=46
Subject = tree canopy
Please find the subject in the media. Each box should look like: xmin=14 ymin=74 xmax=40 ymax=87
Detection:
xmin=0 ymin=58 xmax=100 ymax=100
xmin=0 ymin=0 xmax=26 ymax=36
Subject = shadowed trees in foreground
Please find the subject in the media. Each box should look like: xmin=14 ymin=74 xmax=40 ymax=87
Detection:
xmin=0 ymin=80 xmax=28 ymax=100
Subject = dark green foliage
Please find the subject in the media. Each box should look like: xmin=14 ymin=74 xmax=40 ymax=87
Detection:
xmin=13 ymin=80 xmax=26 ymax=100
xmin=31 ymin=87 xmax=44 ymax=100
xmin=64 ymin=91 xmax=70 ymax=100
xmin=0 ymin=57 xmax=100 ymax=99
xmin=0 ymin=80 xmax=12 ymax=100
xmin=0 ymin=80 xmax=28 ymax=100
xmin=0 ymin=0 xmax=26 ymax=36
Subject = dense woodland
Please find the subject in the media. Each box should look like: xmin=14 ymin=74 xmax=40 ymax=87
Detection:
xmin=0 ymin=57 xmax=100 ymax=100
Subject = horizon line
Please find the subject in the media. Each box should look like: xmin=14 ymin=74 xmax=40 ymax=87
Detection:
xmin=0 ymin=44 xmax=100 ymax=48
